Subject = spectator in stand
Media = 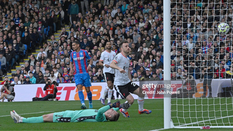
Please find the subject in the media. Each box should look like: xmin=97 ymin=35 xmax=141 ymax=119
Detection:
xmin=29 ymin=55 xmax=37 ymax=67
xmin=68 ymin=0 xmax=80 ymax=25
xmin=37 ymin=47 xmax=47 ymax=60
xmin=27 ymin=65 xmax=35 ymax=76
xmin=14 ymin=76 xmax=21 ymax=85
xmin=5 ymin=48 xmax=13 ymax=73
xmin=92 ymin=74 xmax=99 ymax=82
xmin=49 ymin=70 xmax=57 ymax=83
xmin=37 ymin=71 xmax=45 ymax=84
xmin=29 ymin=72 xmax=36 ymax=84
xmin=57 ymin=72 xmax=64 ymax=84
xmin=62 ymin=67 xmax=69 ymax=77
xmin=64 ymin=75 xmax=71 ymax=83
xmin=0 ymin=0 xmax=229 ymax=87
xmin=132 ymin=73 xmax=139 ymax=82
xmin=24 ymin=76 xmax=31 ymax=84
xmin=0 ymin=53 xmax=6 ymax=75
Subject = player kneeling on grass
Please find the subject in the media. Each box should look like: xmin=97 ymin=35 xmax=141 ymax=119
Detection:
xmin=110 ymin=41 xmax=152 ymax=118
xmin=10 ymin=101 xmax=121 ymax=123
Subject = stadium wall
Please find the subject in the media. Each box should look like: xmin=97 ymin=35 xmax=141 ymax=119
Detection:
xmin=8 ymin=80 xmax=231 ymax=102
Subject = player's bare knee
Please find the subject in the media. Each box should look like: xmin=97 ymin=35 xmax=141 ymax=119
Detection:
xmin=138 ymin=92 xmax=145 ymax=98
xmin=42 ymin=114 xmax=49 ymax=121
xmin=108 ymin=85 xmax=113 ymax=90
xmin=85 ymin=87 xmax=90 ymax=93
xmin=107 ymin=82 xmax=113 ymax=89
xmin=77 ymin=85 xmax=83 ymax=91
xmin=43 ymin=113 xmax=53 ymax=122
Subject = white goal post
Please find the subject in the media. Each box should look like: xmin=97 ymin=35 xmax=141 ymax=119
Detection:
xmin=163 ymin=0 xmax=233 ymax=130
xmin=163 ymin=0 xmax=172 ymax=129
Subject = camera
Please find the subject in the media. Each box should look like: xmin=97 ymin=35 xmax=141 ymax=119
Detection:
xmin=53 ymin=81 xmax=59 ymax=86
xmin=4 ymin=81 xmax=9 ymax=88
xmin=48 ymin=81 xmax=51 ymax=85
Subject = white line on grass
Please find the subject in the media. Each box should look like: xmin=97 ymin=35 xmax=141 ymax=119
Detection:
xmin=0 ymin=111 xmax=53 ymax=118
xmin=150 ymin=115 xmax=233 ymax=131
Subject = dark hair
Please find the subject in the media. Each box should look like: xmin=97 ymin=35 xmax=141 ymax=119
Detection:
xmin=119 ymin=40 xmax=128 ymax=48
xmin=108 ymin=112 xmax=120 ymax=121
xmin=73 ymin=41 xmax=80 ymax=45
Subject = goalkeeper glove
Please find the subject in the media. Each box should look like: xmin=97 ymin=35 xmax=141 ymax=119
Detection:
xmin=109 ymin=101 xmax=120 ymax=108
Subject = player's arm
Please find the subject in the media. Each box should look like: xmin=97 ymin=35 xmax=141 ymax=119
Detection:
xmin=69 ymin=52 xmax=74 ymax=74
xmin=110 ymin=61 xmax=123 ymax=71
xmin=96 ymin=105 xmax=111 ymax=122
xmin=99 ymin=60 xmax=104 ymax=66
xmin=85 ymin=51 xmax=92 ymax=70
xmin=70 ymin=61 xmax=73 ymax=71
xmin=96 ymin=101 xmax=120 ymax=122
xmin=110 ymin=57 xmax=126 ymax=73
xmin=88 ymin=58 xmax=93 ymax=67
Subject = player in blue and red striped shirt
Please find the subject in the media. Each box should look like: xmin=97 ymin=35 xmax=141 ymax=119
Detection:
xmin=70 ymin=41 xmax=93 ymax=109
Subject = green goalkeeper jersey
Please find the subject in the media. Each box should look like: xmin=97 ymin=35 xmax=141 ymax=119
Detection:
xmin=53 ymin=105 xmax=119 ymax=122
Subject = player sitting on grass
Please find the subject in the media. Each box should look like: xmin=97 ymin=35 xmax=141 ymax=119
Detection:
xmin=10 ymin=101 xmax=121 ymax=123
xmin=110 ymin=41 xmax=152 ymax=118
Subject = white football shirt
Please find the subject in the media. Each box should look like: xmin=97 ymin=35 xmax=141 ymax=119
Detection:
xmin=113 ymin=53 xmax=131 ymax=86
xmin=99 ymin=50 xmax=116 ymax=74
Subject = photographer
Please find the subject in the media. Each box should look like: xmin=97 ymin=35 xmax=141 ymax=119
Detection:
xmin=0 ymin=81 xmax=15 ymax=102
xmin=41 ymin=79 xmax=58 ymax=101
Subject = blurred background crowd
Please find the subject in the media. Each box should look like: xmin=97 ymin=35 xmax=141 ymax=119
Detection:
xmin=0 ymin=0 xmax=232 ymax=85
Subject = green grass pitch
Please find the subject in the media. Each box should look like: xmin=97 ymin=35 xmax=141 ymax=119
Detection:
xmin=1 ymin=99 xmax=233 ymax=131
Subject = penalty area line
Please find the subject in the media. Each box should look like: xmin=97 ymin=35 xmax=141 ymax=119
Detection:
xmin=0 ymin=111 xmax=53 ymax=118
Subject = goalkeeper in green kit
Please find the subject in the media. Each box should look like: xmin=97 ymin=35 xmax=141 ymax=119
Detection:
xmin=10 ymin=101 xmax=121 ymax=123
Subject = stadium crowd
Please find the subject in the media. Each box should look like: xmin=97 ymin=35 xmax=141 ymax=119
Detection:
xmin=0 ymin=0 xmax=232 ymax=85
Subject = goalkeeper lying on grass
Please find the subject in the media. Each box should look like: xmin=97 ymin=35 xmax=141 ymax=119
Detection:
xmin=10 ymin=101 xmax=121 ymax=123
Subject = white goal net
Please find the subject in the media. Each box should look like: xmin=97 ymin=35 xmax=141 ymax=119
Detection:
xmin=168 ymin=0 xmax=233 ymax=129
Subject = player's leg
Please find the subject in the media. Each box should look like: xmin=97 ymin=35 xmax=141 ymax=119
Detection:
xmin=115 ymin=83 xmax=132 ymax=117
xmin=84 ymin=73 xmax=93 ymax=109
xmin=74 ymin=74 xmax=86 ymax=109
xmin=106 ymin=73 xmax=114 ymax=104
xmin=131 ymin=83 xmax=152 ymax=114
xmin=101 ymin=87 xmax=108 ymax=105
xmin=101 ymin=73 xmax=109 ymax=105
xmin=10 ymin=110 xmax=53 ymax=123
xmin=77 ymin=84 xmax=86 ymax=109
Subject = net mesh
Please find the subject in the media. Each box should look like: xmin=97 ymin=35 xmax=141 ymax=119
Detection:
xmin=170 ymin=0 xmax=233 ymax=127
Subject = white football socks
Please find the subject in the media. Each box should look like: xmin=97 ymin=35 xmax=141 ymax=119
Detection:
xmin=137 ymin=97 xmax=144 ymax=111
xmin=107 ymin=89 xmax=113 ymax=103
xmin=101 ymin=87 xmax=108 ymax=99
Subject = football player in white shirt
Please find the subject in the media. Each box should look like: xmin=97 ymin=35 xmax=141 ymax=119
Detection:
xmin=110 ymin=41 xmax=152 ymax=118
xmin=99 ymin=42 xmax=116 ymax=105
